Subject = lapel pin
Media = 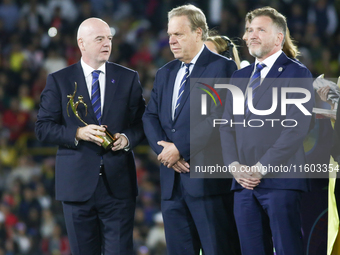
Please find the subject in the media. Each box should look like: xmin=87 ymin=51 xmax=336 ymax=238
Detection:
xmin=278 ymin=67 xmax=283 ymax=72
xmin=111 ymin=79 xmax=115 ymax=83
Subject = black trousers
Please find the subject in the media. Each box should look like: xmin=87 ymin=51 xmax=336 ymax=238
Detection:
xmin=62 ymin=171 xmax=136 ymax=255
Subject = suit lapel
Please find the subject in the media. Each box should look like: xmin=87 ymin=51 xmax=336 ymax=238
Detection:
xmin=249 ymin=53 xmax=287 ymax=116
xmin=173 ymin=47 xmax=209 ymax=122
xmin=68 ymin=62 xmax=99 ymax=125
xmin=166 ymin=61 xmax=181 ymax=121
xmin=102 ymin=62 xmax=119 ymax=124
xmin=238 ymin=64 xmax=254 ymax=93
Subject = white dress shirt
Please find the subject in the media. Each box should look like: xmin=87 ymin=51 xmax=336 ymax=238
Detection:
xmin=245 ymin=50 xmax=283 ymax=101
xmin=253 ymin=49 xmax=282 ymax=79
xmin=77 ymin=59 xmax=129 ymax=149
xmin=80 ymin=58 xmax=106 ymax=114
xmin=171 ymin=45 xmax=205 ymax=120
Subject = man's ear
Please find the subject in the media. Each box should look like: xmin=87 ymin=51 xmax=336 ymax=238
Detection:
xmin=276 ymin=32 xmax=284 ymax=47
xmin=78 ymin=38 xmax=85 ymax=51
xmin=196 ymin=27 xmax=203 ymax=42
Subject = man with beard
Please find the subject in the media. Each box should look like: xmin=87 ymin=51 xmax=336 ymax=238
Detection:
xmin=220 ymin=7 xmax=314 ymax=255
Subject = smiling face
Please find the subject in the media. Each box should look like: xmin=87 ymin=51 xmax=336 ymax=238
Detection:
xmin=77 ymin=18 xmax=112 ymax=69
xmin=246 ymin=15 xmax=283 ymax=62
xmin=167 ymin=15 xmax=203 ymax=63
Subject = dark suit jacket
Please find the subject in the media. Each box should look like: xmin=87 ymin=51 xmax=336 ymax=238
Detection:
xmin=35 ymin=61 xmax=145 ymax=202
xmin=143 ymin=46 xmax=237 ymax=199
xmin=220 ymin=52 xmax=314 ymax=192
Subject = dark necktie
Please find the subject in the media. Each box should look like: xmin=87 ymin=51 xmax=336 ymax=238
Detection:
xmin=174 ymin=63 xmax=192 ymax=118
xmin=91 ymin=70 xmax=101 ymax=125
xmin=245 ymin=63 xmax=266 ymax=114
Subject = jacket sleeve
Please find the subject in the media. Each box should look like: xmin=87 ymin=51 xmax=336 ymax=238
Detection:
xmin=219 ymin=75 xmax=241 ymax=166
xmin=142 ymin=71 xmax=169 ymax=155
xmin=35 ymin=74 xmax=78 ymax=149
xmin=120 ymin=71 xmax=146 ymax=150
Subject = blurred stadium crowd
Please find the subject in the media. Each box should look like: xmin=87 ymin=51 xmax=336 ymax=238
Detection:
xmin=0 ymin=0 xmax=339 ymax=254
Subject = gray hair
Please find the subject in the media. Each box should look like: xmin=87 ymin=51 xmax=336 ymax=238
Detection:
xmin=168 ymin=4 xmax=208 ymax=41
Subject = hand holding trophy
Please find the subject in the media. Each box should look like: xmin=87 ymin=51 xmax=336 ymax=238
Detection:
xmin=67 ymin=82 xmax=117 ymax=150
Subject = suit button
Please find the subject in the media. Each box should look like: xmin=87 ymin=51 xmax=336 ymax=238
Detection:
xmin=171 ymin=129 xmax=176 ymax=133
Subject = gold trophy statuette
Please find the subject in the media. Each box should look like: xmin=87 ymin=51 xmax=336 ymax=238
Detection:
xmin=67 ymin=82 xmax=117 ymax=150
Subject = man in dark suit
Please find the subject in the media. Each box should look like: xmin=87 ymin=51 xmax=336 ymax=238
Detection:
xmin=143 ymin=4 xmax=240 ymax=255
xmin=35 ymin=18 xmax=145 ymax=255
xmin=220 ymin=7 xmax=314 ymax=255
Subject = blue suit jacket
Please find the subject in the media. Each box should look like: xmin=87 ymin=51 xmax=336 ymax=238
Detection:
xmin=35 ymin=62 xmax=145 ymax=201
xmin=220 ymin=52 xmax=314 ymax=192
xmin=143 ymin=46 xmax=237 ymax=199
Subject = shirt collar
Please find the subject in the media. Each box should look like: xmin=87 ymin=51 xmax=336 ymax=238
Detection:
xmin=181 ymin=44 xmax=205 ymax=68
xmin=255 ymin=49 xmax=282 ymax=70
xmin=80 ymin=58 xmax=106 ymax=77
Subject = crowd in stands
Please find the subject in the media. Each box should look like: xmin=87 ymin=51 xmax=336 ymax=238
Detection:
xmin=0 ymin=0 xmax=339 ymax=254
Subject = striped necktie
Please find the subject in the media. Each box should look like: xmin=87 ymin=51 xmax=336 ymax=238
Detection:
xmin=174 ymin=63 xmax=192 ymax=118
xmin=245 ymin=63 xmax=266 ymax=114
xmin=91 ymin=70 xmax=101 ymax=125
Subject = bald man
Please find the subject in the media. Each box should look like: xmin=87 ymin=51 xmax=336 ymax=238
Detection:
xmin=36 ymin=18 xmax=145 ymax=255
